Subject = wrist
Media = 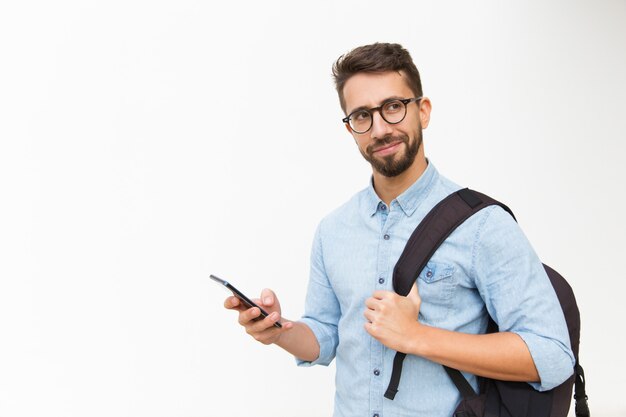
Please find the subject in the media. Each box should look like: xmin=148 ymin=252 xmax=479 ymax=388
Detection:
xmin=405 ymin=321 xmax=430 ymax=356
xmin=273 ymin=320 xmax=292 ymax=346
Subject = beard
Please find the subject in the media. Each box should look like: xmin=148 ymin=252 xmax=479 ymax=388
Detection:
xmin=359 ymin=128 xmax=423 ymax=177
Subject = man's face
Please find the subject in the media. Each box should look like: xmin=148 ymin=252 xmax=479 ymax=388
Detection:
xmin=342 ymin=71 xmax=429 ymax=177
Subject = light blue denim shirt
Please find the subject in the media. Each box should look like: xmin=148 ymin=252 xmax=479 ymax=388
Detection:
xmin=297 ymin=162 xmax=575 ymax=417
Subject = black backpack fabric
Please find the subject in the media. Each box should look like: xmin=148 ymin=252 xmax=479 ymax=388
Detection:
xmin=383 ymin=188 xmax=590 ymax=417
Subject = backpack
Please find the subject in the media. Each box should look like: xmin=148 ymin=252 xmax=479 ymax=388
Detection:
xmin=383 ymin=188 xmax=590 ymax=417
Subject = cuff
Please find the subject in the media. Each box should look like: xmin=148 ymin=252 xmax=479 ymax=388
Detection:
xmin=295 ymin=318 xmax=338 ymax=367
xmin=515 ymin=331 xmax=575 ymax=391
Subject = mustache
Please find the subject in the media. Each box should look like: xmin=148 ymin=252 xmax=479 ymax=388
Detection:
xmin=367 ymin=135 xmax=409 ymax=155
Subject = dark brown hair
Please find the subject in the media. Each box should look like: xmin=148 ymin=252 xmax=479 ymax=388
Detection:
xmin=332 ymin=43 xmax=423 ymax=113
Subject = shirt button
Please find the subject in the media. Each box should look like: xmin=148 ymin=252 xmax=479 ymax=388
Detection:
xmin=426 ymin=271 xmax=433 ymax=278
xmin=381 ymin=204 xmax=387 ymax=211
xmin=373 ymin=414 xmax=380 ymax=417
xmin=383 ymin=234 xmax=390 ymax=240
xmin=378 ymin=277 xmax=385 ymax=284
xmin=373 ymin=369 xmax=380 ymax=376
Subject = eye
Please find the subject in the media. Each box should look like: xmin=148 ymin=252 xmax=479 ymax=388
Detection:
xmin=352 ymin=110 xmax=371 ymax=122
xmin=383 ymin=100 xmax=403 ymax=113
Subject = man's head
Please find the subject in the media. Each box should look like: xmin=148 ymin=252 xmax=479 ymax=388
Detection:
xmin=332 ymin=43 xmax=423 ymax=114
xmin=332 ymin=43 xmax=430 ymax=178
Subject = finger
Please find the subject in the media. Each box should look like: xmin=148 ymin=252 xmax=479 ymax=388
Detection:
xmin=364 ymin=297 xmax=378 ymax=310
xmin=263 ymin=318 xmax=295 ymax=331
xmin=363 ymin=309 xmax=375 ymax=323
xmin=238 ymin=306 xmax=262 ymax=325
xmin=247 ymin=310 xmax=282 ymax=333
xmin=224 ymin=296 xmax=241 ymax=310
xmin=260 ymin=288 xmax=275 ymax=307
xmin=408 ymin=283 xmax=421 ymax=302
xmin=249 ymin=318 xmax=294 ymax=344
xmin=372 ymin=290 xmax=392 ymax=300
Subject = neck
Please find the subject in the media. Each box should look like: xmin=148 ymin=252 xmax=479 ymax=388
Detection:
xmin=372 ymin=152 xmax=428 ymax=206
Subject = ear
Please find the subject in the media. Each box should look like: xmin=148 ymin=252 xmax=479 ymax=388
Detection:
xmin=418 ymin=97 xmax=432 ymax=129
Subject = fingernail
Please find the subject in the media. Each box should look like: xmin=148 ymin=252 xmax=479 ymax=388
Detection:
xmin=270 ymin=312 xmax=278 ymax=321
xmin=264 ymin=297 xmax=272 ymax=305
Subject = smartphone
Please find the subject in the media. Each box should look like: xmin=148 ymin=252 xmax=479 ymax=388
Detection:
xmin=210 ymin=274 xmax=282 ymax=328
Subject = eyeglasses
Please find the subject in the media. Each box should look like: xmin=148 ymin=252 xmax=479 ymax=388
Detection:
xmin=342 ymin=97 xmax=422 ymax=134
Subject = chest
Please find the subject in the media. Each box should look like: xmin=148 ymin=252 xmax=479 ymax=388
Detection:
xmin=321 ymin=211 xmax=480 ymax=326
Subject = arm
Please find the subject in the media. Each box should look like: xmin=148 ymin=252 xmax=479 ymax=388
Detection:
xmin=224 ymin=223 xmax=340 ymax=366
xmin=364 ymin=285 xmax=539 ymax=382
xmin=365 ymin=206 xmax=574 ymax=389
xmin=408 ymin=325 xmax=538 ymax=381
xmin=275 ymin=320 xmax=320 ymax=362
xmin=224 ymin=290 xmax=320 ymax=362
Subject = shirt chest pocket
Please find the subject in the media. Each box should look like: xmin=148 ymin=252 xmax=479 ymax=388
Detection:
xmin=416 ymin=261 xmax=456 ymax=324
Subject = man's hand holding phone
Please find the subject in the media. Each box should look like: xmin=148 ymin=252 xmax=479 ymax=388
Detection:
xmin=219 ymin=279 xmax=294 ymax=345
xmin=213 ymin=274 xmax=319 ymax=362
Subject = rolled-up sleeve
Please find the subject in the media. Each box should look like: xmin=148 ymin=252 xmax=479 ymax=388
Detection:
xmin=297 ymin=222 xmax=341 ymax=367
xmin=472 ymin=207 xmax=575 ymax=391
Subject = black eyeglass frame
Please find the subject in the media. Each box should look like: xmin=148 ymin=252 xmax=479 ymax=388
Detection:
xmin=342 ymin=97 xmax=423 ymax=134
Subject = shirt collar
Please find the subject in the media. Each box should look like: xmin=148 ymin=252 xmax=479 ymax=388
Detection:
xmin=366 ymin=160 xmax=438 ymax=217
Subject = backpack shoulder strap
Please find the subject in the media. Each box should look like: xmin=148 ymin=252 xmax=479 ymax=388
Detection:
xmin=392 ymin=188 xmax=514 ymax=296
xmin=385 ymin=188 xmax=513 ymax=400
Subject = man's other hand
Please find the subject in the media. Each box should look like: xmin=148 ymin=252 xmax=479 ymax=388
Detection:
xmin=363 ymin=283 xmax=422 ymax=353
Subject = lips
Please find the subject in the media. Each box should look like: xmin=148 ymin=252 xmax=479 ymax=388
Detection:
xmin=372 ymin=141 xmax=403 ymax=155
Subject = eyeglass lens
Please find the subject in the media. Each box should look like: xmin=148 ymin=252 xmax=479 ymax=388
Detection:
xmin=349 ymin=100 xmax=408 ymax=133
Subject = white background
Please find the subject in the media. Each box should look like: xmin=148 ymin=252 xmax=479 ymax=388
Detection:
xmin=1 ymin=1 xmax=625 ymax=416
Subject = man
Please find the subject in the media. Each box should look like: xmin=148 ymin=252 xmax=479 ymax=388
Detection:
xmin=224 ymin=43 xmax=574 ymax=417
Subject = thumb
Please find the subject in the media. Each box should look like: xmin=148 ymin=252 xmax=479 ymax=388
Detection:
xmin=260 ymin=288 xmax=277 ymax=307
xmin=407 ymin=283 xmax=421 ymax=305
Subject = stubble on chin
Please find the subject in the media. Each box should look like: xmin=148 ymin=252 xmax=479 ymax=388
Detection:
xmin=362 ymin=131 xmax=422 ymax=177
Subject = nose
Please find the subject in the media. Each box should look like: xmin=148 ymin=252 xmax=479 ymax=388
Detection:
xmin=369 ymin=110 xmax=393 ymax=140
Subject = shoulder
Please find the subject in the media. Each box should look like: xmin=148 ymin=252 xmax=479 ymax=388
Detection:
xmin=467 ymin=199 xmax=539 ymax=276
xmin=316 ymin=185 xmax=370 ymax=233
xmin=474 ymin=201 xmax=522 ymax=239
xmin=430 ymin=172 xmax=464 ymax=203
xmin=437 ymin=190 xmax=526 ymax=272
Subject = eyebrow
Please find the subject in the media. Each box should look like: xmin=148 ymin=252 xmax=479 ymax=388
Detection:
xmin=346 ymin=95 xmax=406 ymax=116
